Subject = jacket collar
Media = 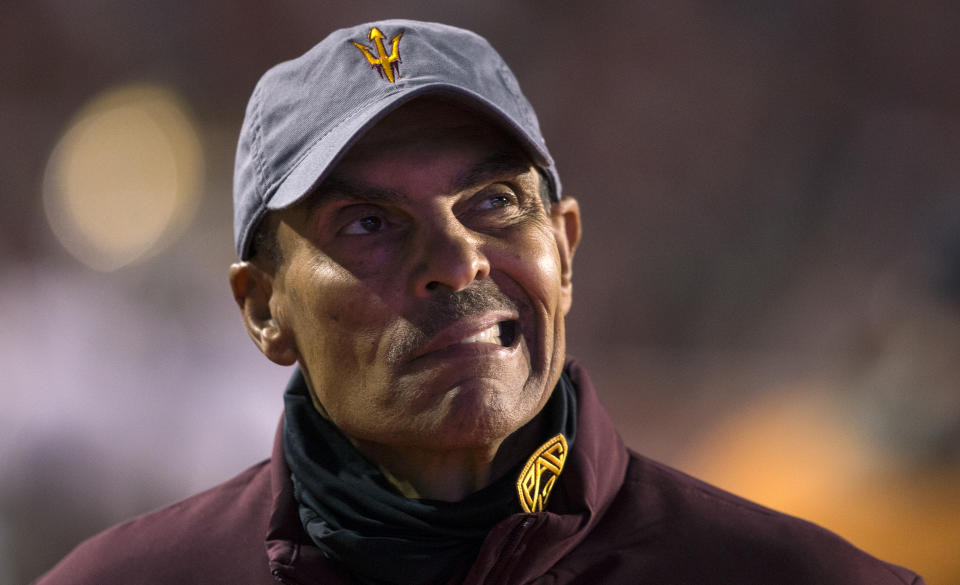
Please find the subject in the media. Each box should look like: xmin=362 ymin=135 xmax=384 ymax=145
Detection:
xmin=266 ymin=416 xmax=350 ymax=585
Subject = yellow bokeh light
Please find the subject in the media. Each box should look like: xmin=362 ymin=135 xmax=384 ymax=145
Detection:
xmin=43 ymin=83 xmax=204 ymax=271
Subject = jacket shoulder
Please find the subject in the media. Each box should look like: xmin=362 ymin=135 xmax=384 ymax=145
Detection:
xmin=32 ymin=459 xmax=275 ymax=585
xmin=558 ymin=452 xmax=923 ymax=585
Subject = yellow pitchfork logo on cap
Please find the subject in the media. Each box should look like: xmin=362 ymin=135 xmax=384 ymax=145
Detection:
xmin=516 ymin=433 xmax=568 ymax=513
xmin=351 ymin=27 xmax=404 ymax=83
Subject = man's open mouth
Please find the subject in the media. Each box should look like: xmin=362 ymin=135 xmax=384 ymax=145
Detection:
xmin=457 ymin=320 xmax=517 ymax=347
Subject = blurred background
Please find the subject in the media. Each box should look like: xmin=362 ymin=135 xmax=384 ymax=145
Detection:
xmin=2 ymin=1 xmax=959 ymax=583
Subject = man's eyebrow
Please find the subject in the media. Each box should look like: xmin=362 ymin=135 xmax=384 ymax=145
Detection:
xmin=449 ymin=152 xmax=534 ymax=193
xmin=307 ymin=177 xmax=410 ymax=208
xmin=306 ymin=151 xmax=533 ymax=208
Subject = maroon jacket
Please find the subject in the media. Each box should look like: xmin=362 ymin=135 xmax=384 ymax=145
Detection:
xmin=34 ymin=360 xmax=924 ymax=585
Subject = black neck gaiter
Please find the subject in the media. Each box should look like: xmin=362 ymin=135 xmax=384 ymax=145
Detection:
xmin=282 ymin=368 xmax=577 ymax=585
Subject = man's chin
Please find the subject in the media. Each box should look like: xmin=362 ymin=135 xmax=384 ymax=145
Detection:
xmin=410 ymin=373 xmax=544 ymax=447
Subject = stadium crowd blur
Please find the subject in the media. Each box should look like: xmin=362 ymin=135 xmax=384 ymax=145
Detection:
xmin=2 ymin=2 xmax=958 ymax=583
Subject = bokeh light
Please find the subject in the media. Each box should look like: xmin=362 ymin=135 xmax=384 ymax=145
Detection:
xmin=681 ymin=387 xmax=960 ymax=583
xmin=43 ymin=83 xmax=203 ymax=271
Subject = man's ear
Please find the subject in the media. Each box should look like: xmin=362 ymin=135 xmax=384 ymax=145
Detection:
xmin=549 ymin=197 xmax=581 ymax=315
xmin=228 ymin=261 xmax=298 ymax=366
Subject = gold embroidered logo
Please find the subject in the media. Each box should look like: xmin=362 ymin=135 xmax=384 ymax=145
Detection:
xmin=351 ymin=27 xmax=404 ymax=83
xmin=516 ymin=433 xmax=568 ymax=513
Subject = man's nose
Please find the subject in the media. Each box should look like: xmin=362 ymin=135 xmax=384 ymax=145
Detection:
xmin=411 ymin=219 xmax=491 ymax=297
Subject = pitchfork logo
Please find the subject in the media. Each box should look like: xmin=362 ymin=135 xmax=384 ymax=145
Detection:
xmin=351 ymin=27 xmax=404 ymax=83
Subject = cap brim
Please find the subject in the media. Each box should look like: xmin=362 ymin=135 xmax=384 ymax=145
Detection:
xmin=265 ymin=82 xmax=555 ymax=211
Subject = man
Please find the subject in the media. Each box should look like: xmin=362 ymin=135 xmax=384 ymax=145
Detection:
xmin=35 ymin=20 xmax=924 ymax=585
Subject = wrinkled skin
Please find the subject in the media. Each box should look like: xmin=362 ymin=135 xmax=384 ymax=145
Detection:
xmin=230 ymin=99 xmax=580 ymax=499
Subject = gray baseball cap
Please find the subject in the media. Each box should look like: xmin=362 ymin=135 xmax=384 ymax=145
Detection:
xmin=233 ymin=19 xmax=562 ymax=259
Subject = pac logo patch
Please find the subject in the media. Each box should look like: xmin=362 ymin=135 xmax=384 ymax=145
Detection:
xmin=516 ymin=433 xmax=568 ymax=513
xmin=351 ymin=27 xmax=404 ymax=83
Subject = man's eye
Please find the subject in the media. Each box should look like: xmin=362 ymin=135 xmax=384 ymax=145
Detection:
xmin=341 ymin=215 xmax=385 ymax=235
xmin=482 ymin=193 xmax=515 ymax=210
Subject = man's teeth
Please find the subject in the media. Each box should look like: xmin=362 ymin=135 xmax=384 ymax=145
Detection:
xmin=458 ymin=323 xmax=502 ymax=345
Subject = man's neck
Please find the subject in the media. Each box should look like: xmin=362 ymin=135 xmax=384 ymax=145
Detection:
xmin=350 ymin=411 xmax=550 ymax=501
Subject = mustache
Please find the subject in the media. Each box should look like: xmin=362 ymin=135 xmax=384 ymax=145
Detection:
xmin=386 ymin=280 xmax=521 ymax=363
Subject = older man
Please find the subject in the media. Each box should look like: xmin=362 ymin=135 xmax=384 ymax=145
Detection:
xmin=35 ymin=20 xmax=923 ymax=585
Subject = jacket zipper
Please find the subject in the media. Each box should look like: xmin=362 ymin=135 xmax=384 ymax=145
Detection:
xmin=272 ymin=568 xmax=299 ymax=585
xmin=486 ymin=515 xmax=535 ymax=583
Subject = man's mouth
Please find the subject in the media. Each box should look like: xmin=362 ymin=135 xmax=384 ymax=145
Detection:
xmin=457 ymin=320 xmax=517 ymax=347
xmin=401 ymin=310 xmax=523 ymax=363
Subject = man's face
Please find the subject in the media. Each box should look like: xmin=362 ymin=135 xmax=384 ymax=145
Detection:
xmin=261 ymin=99 xmax=579 ymax=453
